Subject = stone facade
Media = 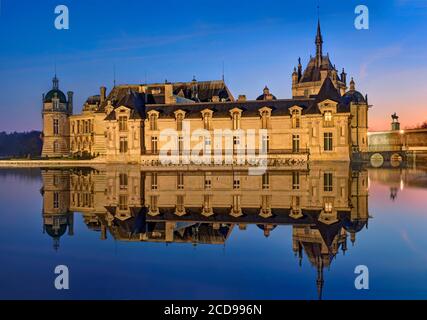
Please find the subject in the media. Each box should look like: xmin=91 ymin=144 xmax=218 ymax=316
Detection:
xmin=42 ymin=22 xmax=370 ymax=163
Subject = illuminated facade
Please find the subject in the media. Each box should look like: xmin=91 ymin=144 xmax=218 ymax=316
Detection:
xmin=41 ymin=22 xmax=370 ymax=163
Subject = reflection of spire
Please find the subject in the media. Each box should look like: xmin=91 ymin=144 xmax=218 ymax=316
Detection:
xmin=53 ymin=238 xmax=60 ymax=252
xmin=316 ymin=257 xmax=324 ymax=301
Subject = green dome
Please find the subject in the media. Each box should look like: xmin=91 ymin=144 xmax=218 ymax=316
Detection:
xmin=44 ymin=89 xmax=67 ymax=103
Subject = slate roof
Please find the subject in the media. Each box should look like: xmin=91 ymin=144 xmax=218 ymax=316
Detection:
xmin=145 ymin=98 xmax=314 ymax=119
xmin=299 ymin=56 xmax=340 ymax=83
xmin=305 ymin=77 xmax=350 ymax=114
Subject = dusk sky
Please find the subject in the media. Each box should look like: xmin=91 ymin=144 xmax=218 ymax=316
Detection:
xmin=0 ymin=0 xmax=426 ymax=132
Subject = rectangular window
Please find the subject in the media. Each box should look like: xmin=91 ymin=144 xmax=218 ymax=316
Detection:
xmin=150 ymin=114 xmax=158 ymax=131
xmin=292 ymin=172 xmax=300 ymax=190
xmin=151 ymin=173 xmax=158 ymax=190
xmin=53 ymin=192 xmax=60 ymax=209
xmin=150 ymin=196 xmax=158 ymax=212
xmin=151 ymin=137 xmax=158 ymax=154
xmin=119 ymin=195 xmax=128 ymax=211
xmin=262 ymin=135 xmax=270 ymax=152
xmin=324 ymin=173 xmax=333 ymax=192
xmin=292 ymin=135 xmax=300 ymax=153
xmin=261 ymin=111 xmax=270 ymax=129
xmin=119 ymin=116 xmax=128 ymax=132
xmin=262 ymin=173 xmax=270 ymax=190
xmin=204 ymin=175 xmax=212 ymax=190
xmin=232 ymin=113 xmax=240 ymax=130
xmin=203 ymin=114 xmax=211 ymax=130
xmin=233 ymin=175 xmax=241 ymax=190
xmin=324 ymin=201 xmax=333 ymax=213
xmin=324 ymin=132 xmax=333 ymax=151
xmin=53 ymin=119 xmax=59 ymax=135
xmin=178 ymin=136 xmax=184 ymax=155
xmin=119 ymin=137 xmax=128 ymax=153
xmin=176 ymin=114 xmax=184 ymax=131
xmin=119 ymin=173 xmax=128 ymax=190
xmin=177 ymin=173 xmax=184 ymax=190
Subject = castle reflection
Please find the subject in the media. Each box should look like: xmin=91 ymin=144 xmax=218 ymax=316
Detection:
xmin=41 ymin=163 xmax=369 ymax=299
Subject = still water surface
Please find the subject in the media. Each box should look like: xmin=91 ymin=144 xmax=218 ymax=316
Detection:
xmin=0 ymin=165 xmax=426 ymax=300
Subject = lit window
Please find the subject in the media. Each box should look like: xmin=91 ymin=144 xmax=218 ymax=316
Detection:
xmin=324 ymin=111 xmax=333 ymax=122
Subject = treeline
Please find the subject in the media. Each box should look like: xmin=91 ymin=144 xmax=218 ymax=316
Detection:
xmin=0 ymin=131 xmax=42 ymax=158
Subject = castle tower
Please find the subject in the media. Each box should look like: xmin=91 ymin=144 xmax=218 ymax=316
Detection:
xmin=292 ymin=21 xmax=347 ymax=98
xmin=41 ymin=75 xmax=72 ymax=158
xmin=343 ymin=78 xmax=369 ymax=153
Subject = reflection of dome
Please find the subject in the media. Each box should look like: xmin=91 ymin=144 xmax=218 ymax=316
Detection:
xmin=44 ymin=89 xmax=67 ymax=103
xmin=45 ymin=224 xmax=68 ymax=238
xmin=343 ymin=219 xmax=367 ymax=233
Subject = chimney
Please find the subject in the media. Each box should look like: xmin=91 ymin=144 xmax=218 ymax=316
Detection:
xmin=100 ymin=86 xmax=107 ymax=104
xmin=164 ymin=83 xmax=175 ymax=104
xmin=212 ymin=96 xmax=220 ymax=102
xmin=238 ymin=95 xmax=247 ymax=102
xmin=67 ymin=91 xmax=74 ymax=114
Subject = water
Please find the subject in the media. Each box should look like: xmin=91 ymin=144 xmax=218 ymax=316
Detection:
xmin=0 ymin=164 xmax=426 ymax=300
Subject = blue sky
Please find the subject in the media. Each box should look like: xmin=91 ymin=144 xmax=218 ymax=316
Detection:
xmin=0 ymin=0 xmax=426 ymax=131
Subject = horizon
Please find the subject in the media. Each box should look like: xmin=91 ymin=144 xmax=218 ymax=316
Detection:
xmin=1 ymin=0 xmax=427 ymax=132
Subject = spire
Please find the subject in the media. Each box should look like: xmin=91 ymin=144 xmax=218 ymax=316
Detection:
xmin=315 ymin=19 xmax=323 ymax=67
xmin=52 ymin=74 xmax=59 ymax=90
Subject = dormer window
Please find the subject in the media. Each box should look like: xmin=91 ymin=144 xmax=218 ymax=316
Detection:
xmin=119 ymin=116 xmax=128 ymax=132
xmin=53 ymin=99 xmax=59 ymax=110
xmin=230 ymin=109 xmax=242 ymax=130
xmin=292 ymin=110 xmax=301 ymax=129
xmin=174 ymin=110 xmax=186 ymax=132
xmin=149 ymin=113 xmax=158 ymax=131
xmin=324 ymin=111 xmax=333 ymax=122
xmin=259 ymin=108 xmax=272 ymax=129
xmin=201 ymin=110 xmax=213 ymax=130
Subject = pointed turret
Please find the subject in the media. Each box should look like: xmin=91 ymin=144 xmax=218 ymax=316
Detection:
xmin=315 ymin=20 xmax=323 ymax=67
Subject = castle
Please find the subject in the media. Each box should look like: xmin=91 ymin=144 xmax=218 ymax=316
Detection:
xmin=42 ymin=21 xmax=370 ymax=163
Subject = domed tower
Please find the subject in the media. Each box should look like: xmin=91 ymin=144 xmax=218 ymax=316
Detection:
xmin=41 ymin=74 xmax=73 ymax=158
xmin=343 ymin=78 xmax=369 ymax=154
xmin=41 ymin=169 xmax=74 ymax=251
